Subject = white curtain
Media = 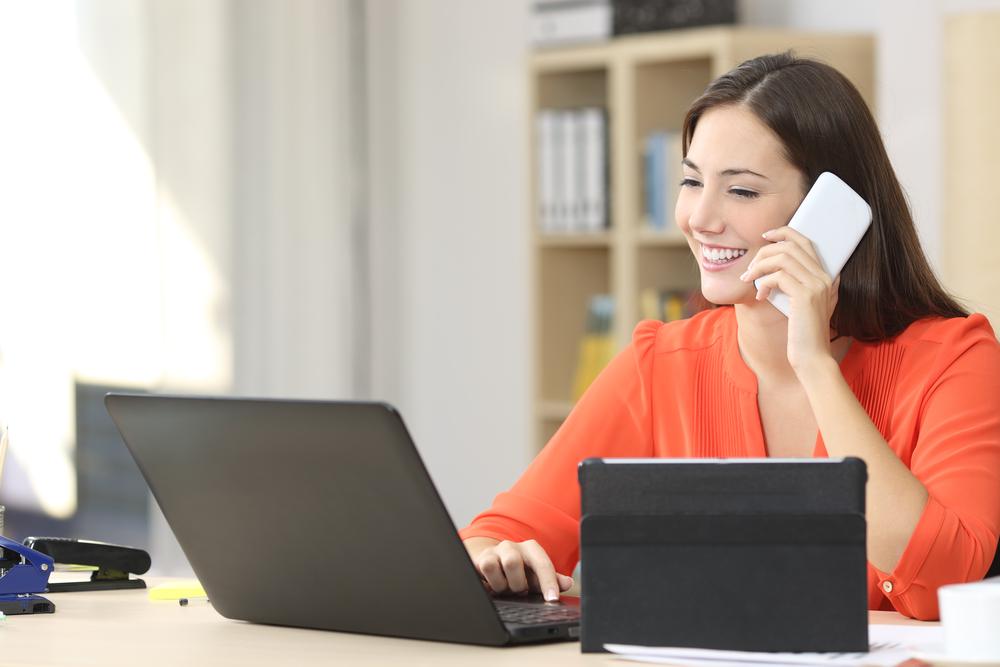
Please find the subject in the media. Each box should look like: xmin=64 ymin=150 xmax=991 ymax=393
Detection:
xmin=0 ymin=0 xmax=365 ymax=573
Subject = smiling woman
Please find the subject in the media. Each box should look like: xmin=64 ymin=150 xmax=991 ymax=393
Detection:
xmin=677 ymin=105 xmax=808 ymax=307
xmin=460 ymin=53 xmax=1000 ymax=621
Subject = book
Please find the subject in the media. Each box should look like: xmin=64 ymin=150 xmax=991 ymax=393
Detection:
xmin=642 ymin=132 xmax=665 ymax=230
xmin=581 ymin=107 xmax=608 ymax=231
xmin=638 ymin=287 xmax=701 ymax=322
xmin=536 ymin=110 xmax=557 ymax=232
xmin=641 ymin=130 xmax=683 ymax=231
xmin=565 ymin=110 xmax=583 ymax=231
xmin=571 ymin=295 xmax=616 ymax=400
xmin=537 ymin=107 xmax=609 ymax=233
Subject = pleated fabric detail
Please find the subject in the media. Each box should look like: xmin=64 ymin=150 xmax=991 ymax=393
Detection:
xmin=692 ymin=347 xmax=750 ymax=459
xmin=848 ymin=342 xmax=905 ymax=440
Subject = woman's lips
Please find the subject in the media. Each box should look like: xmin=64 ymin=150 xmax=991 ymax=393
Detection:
xmin=699 ymin=246 xmax=749 ymax=272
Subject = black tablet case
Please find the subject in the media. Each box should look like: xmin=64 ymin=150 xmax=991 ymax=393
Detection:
xmin=578 ymin=458 xmax=869 ymax=653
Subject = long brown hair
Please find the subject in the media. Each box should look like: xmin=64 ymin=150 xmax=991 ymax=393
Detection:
xmin=682 ymin=52 xmax=967 ymax=341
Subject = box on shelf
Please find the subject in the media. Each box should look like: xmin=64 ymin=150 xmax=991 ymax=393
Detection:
xmin=613 ymin=0 xmax=736 ymax=36
xmin=532 ymin=0 xmax=612 ymax=48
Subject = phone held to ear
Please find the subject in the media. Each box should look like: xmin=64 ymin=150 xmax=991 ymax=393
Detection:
xmin=755 ymin=171 xmax=872 ymax=317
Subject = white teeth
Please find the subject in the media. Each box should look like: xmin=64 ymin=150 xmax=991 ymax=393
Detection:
xmin=701 ymin=246 xmax=746 ymax=263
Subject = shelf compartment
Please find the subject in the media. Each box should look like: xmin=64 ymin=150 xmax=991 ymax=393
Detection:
xmin=537 ymin=231 xmax=612 ymax=248
xmin=536 ymin=400 xmax=573 ymax=421
xmin=536 ymin=68 xmax=608 ymax=110
xmin=637 ymin=227 xmax=689 ymax=247
xmin=535 ymin=415 xmax=569 ymax=454
xmin=633 ymin=58 xmax=712 ymax=139
xmin=538 ymin=246 xmax=611 ymax=404
xmin=637 ymin=245 xmax=701 ymax=313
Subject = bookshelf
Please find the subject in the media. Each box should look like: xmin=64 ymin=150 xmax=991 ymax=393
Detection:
xmin=529 ymin=27 xmax=874 ymax=452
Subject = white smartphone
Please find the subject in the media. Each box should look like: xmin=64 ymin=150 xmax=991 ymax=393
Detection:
xmin=755 ymin=171 xmax=872 ymax=317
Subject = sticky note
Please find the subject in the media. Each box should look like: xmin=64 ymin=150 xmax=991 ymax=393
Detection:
xmin=149 ymin=579 xmax=206 ymax=600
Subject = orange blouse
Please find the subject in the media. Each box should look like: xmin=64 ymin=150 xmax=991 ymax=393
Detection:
xmin=459 ymin=307 xmax=1000 ymax=620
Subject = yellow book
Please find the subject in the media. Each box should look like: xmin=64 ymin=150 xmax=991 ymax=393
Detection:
xmin=664 ymin=292 xmax=685 ymax=321
xmin=640 ymin=287 xmax=661 ymax=321
xmin=571 ymin=295 xmax=615 ymax=400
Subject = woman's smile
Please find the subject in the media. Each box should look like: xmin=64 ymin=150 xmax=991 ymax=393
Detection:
xmin=699 ymin=243 xmax=749 ymax=271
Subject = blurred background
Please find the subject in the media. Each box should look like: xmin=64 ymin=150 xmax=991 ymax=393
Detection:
xmin=0 ymin=0 xmax=998 ymax=575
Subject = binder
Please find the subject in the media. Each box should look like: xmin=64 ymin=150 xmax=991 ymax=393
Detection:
xmin=578 ymin=458 xmax=869 ymax=653
xmin=536 ymin=110 xmax=557 ymax=232
xmin=581 ymin=107 xmax=607 ymax=231
xmin=561 ymin=111 xmax=579 ymax=232
xmin=549 ymin=110 xmax=565 ymax=232
xmin=644 ymin=132 xmax=665 ymax=229
xmin=643 ymin=130 xmax=683 ymax=231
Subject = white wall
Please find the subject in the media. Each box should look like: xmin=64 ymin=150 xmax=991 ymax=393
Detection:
xmin=229 ymin=0 xmax=357 ymax=400
xmin=367 ymin=0 xmax=534 ymax=528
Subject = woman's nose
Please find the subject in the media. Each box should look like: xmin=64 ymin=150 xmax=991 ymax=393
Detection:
xmin=685 ymin=192 xmax=725 ymax=234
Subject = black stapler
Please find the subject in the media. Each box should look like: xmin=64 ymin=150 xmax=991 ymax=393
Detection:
xmin=22 ymin=537 xmax=151 ymax=593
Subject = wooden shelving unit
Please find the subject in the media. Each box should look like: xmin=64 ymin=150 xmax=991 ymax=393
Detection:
xmin=529 ymin=26 xmax=874 ymax=452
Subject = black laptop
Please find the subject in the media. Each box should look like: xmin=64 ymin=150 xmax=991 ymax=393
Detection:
xmin=104 ymin=393 xmax=580 ymax=645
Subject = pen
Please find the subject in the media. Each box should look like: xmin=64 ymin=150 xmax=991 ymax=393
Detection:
xmin=178 ymin=597 xmax=211 ymax=606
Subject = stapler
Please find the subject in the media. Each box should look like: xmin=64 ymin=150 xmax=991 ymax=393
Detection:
xmin=23 ymin=537 xmax=150 ymax=593
xmin=0 ymin=534 xmax=56 ymax=615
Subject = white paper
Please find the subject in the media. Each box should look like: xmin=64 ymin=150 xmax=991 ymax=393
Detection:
xmin=606 ymin=624 xmax=944 ymax=667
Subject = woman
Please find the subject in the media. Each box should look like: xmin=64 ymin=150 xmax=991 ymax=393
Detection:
xmin=460 ymin=52 xmax=1000 ymax=621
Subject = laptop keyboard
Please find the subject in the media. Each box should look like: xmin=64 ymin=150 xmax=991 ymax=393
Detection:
xmin=494 ymin=600 xmax=581 ymax=625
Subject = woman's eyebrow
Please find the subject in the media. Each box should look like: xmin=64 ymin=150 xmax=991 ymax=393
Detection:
xmin=682 ymin=158 xmax=769 ymax=180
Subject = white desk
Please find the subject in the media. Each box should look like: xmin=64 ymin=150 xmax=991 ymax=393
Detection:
xmin=0 ymin=581 xmax=933 ymax=667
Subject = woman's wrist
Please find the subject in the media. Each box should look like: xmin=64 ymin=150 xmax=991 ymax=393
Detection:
xmin=792 ymin=353 xmax=842 ymax=393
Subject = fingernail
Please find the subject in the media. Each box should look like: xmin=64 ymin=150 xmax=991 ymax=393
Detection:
xmin=739 ymin=271 xmax=749 ymax=281
xmin=545 ymin=588 xmax=558 ymax=602
xmin=762 ymin=231 xmax=771 ymax=238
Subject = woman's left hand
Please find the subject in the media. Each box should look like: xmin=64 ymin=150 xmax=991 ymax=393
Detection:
xmin=740 ymin=226 xmax=840 ymax=374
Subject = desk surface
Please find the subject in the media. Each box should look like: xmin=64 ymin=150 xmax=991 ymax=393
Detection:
xmin=0 ymin=580 xmax=932 ymax=667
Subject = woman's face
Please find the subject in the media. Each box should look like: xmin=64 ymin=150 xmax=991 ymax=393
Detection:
xmin=676 ymin=105 xmax=807 ymax=306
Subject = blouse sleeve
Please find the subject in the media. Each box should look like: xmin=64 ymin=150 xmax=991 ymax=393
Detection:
xmin=873 ymin=314 xmax=1000 ymax=619
xmin=457 ymin=320 xmax=662 ymax=575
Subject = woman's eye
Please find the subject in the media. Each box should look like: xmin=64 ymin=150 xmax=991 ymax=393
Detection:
xmin=730 ymin=188 xmax=760 ymax=199
xmin=680 ymin=178 xmax=702 ymax=188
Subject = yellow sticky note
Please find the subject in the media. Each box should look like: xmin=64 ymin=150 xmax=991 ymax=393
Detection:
xmin=149 ymin=580 xmax=206 ymax=601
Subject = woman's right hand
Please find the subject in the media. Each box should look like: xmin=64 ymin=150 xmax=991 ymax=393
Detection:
xmin=463 ymin=537 xmax=574 ymax=602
